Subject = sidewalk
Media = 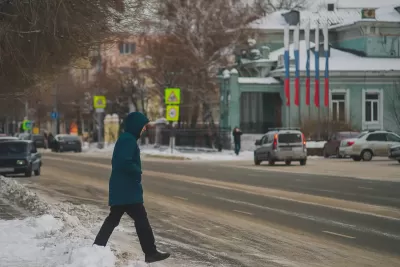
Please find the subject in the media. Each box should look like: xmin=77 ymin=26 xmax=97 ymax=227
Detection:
xmin=0 ymin=198 xmax=25 ymax=220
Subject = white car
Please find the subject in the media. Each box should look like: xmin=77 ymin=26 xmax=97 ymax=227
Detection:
xmin=349 ymin=130 xmax=400 ymax=161
xmin=338 ymin=131 xmax=368 ymax=158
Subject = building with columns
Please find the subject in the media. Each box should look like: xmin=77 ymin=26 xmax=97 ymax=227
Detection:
xmin=219 ymin=2 xmax=400 ymax=135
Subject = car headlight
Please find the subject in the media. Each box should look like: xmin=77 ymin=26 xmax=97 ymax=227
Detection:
xmin=16 ymin=160 xmax=26 ymax=165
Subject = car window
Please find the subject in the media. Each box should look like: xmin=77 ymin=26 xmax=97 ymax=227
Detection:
xmin=387 ymin=134 xmax=400 ymax=142
xmin=278 ymin=133 xmax=302 ymax=143
xmin=339 ymin=132 xmax=360 ymax=139
xmin=366 ymin=133 xmax=387 ymax=141
xmin=262 ymin=135 xmax=268 ymax=144
xmin=0 ymin=142 xmax=28 ymax=154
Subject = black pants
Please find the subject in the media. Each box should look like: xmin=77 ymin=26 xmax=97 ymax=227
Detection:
xmin=94 ymin=203 xmax=157 ymax=255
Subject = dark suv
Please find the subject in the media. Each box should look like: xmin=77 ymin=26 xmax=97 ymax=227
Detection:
xmin=0 ymin=140 xmax=42 ymax=177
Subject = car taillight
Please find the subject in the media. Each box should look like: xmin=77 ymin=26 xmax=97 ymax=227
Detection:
xmin=347 ymin=141 xmax=354 ymax=146
xmin=273 ymin=134 xmax=277 ymax=149
xmin=302 ymin=133 xmax=306 ymax=147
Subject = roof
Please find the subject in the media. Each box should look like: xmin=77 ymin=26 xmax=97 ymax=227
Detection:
xmin=238 ymin=77 xmax=280 ymax=84
xmin=249 ymin=5 xmax=400 ymax=30
xmin=269 ymin=40 xmax=400 ymax=72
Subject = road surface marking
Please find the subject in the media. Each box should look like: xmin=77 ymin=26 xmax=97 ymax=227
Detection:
xmin=231 ymin=237 xmax=242 ymax=241
xmin=295 ymin=179 xmax=308 ymax=182
xmin=233 ymin=210 xmax=253 ymax=216
xmin=322 ymin=231 xmax=356 ymax=239
xmin=173 ymin=196 xmax=188 ymax=201
xmin=358 ymin=186 xmax=373 ymax=190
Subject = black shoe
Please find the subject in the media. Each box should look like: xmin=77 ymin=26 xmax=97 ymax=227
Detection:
xmin=145 ymin=251 xmax=170 ymax=263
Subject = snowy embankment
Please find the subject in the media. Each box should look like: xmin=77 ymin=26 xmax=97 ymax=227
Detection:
xmin=0 ymin=176 xmax=152 ymax=267
xmin=82 ymin=141 xmax=324 ymax=160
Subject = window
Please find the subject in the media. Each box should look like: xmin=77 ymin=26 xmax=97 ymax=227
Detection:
xmin=331 ymin=93 xmax=346 ymax=121
xmin=365 ymin=93 xmax=379 ymax=122
xmin=119 ymin=42 xmax=136 ymax=54
xmin=387 ymin=133 xmax=400 ymax=142
xmin=262 ymin=136 xmax=268 ymax=144
xmin=366 ymin=133 xmax=387 ymax=141
xmin=278 ymin=133 xmax=302 ymax=143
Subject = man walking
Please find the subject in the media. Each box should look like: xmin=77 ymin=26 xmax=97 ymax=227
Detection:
xmin=94 ymin=112 xmax=170 ymax=263
xmin=232 ymin=127 xmax=242 ymax=155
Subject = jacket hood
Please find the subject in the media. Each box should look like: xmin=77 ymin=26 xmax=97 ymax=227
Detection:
xmin=124 ymin=112 xmax=149 ymax=139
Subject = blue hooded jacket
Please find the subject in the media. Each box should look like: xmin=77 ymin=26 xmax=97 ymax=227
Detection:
xmin=108 ymin=112 xmax=149 ymax=206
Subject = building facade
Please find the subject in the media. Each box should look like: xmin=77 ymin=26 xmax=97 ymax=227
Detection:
xmin=219 ymin=3 xmax=400 ymax=135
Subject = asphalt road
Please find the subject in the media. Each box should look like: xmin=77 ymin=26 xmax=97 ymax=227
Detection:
xmin=17 ymin=153 xmax=400 ymax=266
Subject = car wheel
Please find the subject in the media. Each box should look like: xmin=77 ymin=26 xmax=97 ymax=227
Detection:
xmin=323 ymin=147 xmax=329 ymax=158
xmin=361 ymin=150 xmax=373 ymax=161
xmin=300 ymin=159 xmax=307 ymax=166
xmin=34 ymin=167 xmax=41 ymax=176
xmin=24 ymin=165 xmax=32 ymax=177
xmin=267 ymin=153 xmax=275 ymax=166
xmin=352 ymin=156 xmax=361 ymax=161
xmin=254 ymin=154 xmax=261 ymax=165
xmin=285 ymin=160 xmax=291 ymax=165
xmin=398 ymin=160 xmax=400 ymax=164
xmin=336 ymin=148 xmax=342 ymax=158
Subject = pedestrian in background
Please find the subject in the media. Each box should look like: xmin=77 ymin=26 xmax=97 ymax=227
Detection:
xmin=232 ymin=127 xmax=242 ymax=155
xmin=93 ymin=111 xmax=170 ymax=264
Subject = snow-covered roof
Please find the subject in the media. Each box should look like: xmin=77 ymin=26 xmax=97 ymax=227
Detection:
xmin=238 ymin=77 xmax=280 ymax=84
xmin=249 ymin=5 xmax=400 ymax=30
xmin=269 ymin=40 xmax=400 ymax=72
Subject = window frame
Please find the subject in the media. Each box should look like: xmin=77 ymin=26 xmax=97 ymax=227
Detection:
xmin=362 ymin=89 xmax=383 ymax=130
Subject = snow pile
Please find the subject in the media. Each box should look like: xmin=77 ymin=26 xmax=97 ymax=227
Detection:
xmin=0 ymin=176 xmax=157 ymax=267
xmin=139 ymin=146 xmax=254 ymax=161
xmin=0 ymin=214 xmax=118 ymax=267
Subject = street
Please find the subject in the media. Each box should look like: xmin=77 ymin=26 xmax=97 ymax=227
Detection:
xmin=18 ymin=153 xmax=400 ymax=266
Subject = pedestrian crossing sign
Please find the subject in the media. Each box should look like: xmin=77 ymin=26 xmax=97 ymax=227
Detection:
xmin=166 ymin=105 xmax=179 ymax=121
xmin=93 ymin=95 xmax=107 ymax=109
xmin=164 ymin=88 xmax=181 ymax=105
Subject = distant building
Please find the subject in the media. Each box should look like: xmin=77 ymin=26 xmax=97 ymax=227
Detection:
xmin=219 ymin=3 xmax=400 ymax=136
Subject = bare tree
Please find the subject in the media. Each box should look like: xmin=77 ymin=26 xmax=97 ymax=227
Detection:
xmin=0 ymin=0 xmax=147 ymax=94
xmin=144 ymin=0 xmax=258 ymax=127
xmin=254 ymin=0 xmax=310 ymax=14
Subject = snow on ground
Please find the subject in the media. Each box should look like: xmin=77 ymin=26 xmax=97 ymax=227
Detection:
xmin=81 ymin=141 xmax=323 ymax=160
xmin=0 ymin=176 xmax=158 ymax=267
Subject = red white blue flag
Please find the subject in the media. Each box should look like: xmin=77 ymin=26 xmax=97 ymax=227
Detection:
xmin=314 ymin=23 xmax=320 ymax=108
xmin=294 ymin=24 xmax=300 ymax=106
xmin=284 ymin=24 xmax=290 ymax=106
xmin=323 ymin=23 xmax=329 ymax=107
xmin=305 ymin=21 xmax=310 ymax=106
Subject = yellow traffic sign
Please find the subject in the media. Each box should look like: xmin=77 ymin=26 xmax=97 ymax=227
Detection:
xmin=166 ymin=105 xmax=180 ymax=121
xmin=93 ymin=95 xmax=107 ymax=109
xmin=164 ymin=88 xmax=181 ymax=105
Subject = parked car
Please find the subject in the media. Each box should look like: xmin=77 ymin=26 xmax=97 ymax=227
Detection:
xmin=254 ymin=128 xmax=307 ymax=166
xmin=338 ymin=131 xmax=368 ymax=158
xmin=323 ymin=131 xmax=360 ymax=158
xmin=0 ymin=140 xmax=42 ymax=177
xmin=388 ymin=144 xmax=400 ymax=163
xmin=17 ymin=133 xmax=47 ymax=149
xmin=349 ymin=130 xmax=400 ymax=161
xmin=51 ymin=134 xmax=82 ymax=152
xmin=31 ymin=134 xmax=47 ymax=149
xmin=0 ymin=136 xmax=18 ymax=142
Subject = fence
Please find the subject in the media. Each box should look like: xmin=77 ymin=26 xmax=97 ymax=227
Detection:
xmin=140 ymin=126 xmax=233 ymax=150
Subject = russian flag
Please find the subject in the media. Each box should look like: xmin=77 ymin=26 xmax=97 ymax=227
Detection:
xmin=314 ymin=23 xmax=320 ymax=108
xmin=294 ymin=24 xmax=300 ymax=106
xmin=284 ymin=24 xmax=290 ymax=106
xmin=323 ymin=23 xmax=329 ymax=107
xmin=305 ymin=21 xmax=310 ymax=106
